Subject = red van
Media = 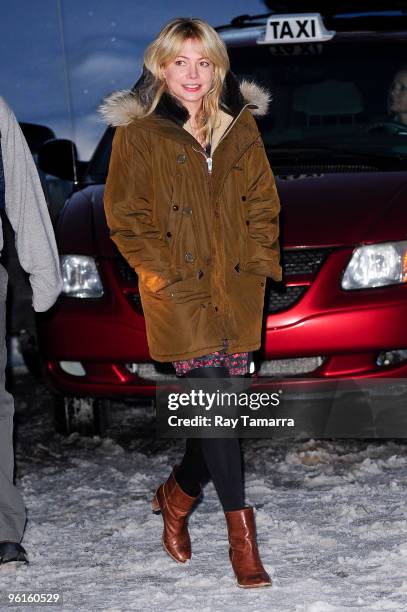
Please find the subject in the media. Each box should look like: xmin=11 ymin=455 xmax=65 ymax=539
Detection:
xmin=37 ymin=5 xmax=407 ymax=434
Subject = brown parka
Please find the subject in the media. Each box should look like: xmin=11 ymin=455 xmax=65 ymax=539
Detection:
xmin=100 ymin=67 xmax=282 ymax=362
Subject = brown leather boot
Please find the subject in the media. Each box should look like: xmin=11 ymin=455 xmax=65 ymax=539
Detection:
xmin=151 ymin=465 xmax=200 ymax=563
xmin=225 ymin=506 xmax=272 ymax=588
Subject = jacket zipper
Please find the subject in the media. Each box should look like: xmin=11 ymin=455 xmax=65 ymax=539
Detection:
xmin=192 ymin=147 xmax=212 ymax=175
xmin=192 ymin=102 xmax=252 ymax=175
xmin=191 ymin=104 xmax=254 ymax=355
xmin=191 ymin=147 xmax=213 ymax=209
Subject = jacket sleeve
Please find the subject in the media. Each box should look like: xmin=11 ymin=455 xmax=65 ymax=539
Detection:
xmin=243 ymin=130 xmax=282 ymax=282
xmin=104 ymin=124 xmax=180 ymax=293
xmin=0 ymin=97 xmax=62 ymax=312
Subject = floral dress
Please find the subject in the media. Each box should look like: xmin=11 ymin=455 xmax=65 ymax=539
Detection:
xmin=172 ymin=350 xmax=249 ymax=377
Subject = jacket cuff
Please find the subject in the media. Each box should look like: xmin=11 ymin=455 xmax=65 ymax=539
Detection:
xmin=243 ymin=236 xmax=282 ymax=282
xmin=32 ymin=285 xmax=63 ymax=312
xmin=140 ymin=272 xmax=182 ymax=293
xmin=243 ymin=262 xmax=283 ymax=282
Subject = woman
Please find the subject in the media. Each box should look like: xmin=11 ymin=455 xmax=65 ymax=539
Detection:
xmin=101 ymin=17 xmax=282 ymax=588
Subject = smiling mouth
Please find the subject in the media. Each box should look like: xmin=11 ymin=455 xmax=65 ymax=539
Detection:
xmin=182 ymin=85 xmax=201 ymax=91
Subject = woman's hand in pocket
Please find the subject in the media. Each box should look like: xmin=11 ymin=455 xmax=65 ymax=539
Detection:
xmin=157 ymin=274 xmax=210 ymax=304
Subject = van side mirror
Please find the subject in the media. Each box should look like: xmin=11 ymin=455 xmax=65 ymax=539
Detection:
xmin=20 ymin=123 xmax=55 ymax=154
xmin=38 ymin=138 xmax=81 ymax=182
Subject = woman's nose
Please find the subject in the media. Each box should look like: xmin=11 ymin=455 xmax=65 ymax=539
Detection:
xmin=187 ymin=64 xmax=198 ymax=78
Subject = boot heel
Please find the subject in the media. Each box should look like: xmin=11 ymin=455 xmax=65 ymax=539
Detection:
xmin=152 ymin=467 xmax=198 ymax=563
xmin=151 ymin=494 xmax=160 ymax=513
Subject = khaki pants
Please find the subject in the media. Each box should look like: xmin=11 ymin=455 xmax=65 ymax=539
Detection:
xmin=0 ymin=263 xmax=26 ymax=542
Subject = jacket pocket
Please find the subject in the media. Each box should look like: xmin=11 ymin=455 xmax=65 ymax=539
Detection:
xmin=242 ymin=229 xmax=260 ymax=273
xmin=242 ymin=232 xmax=282 ymax=280
xmin=172 ymin=207 xmax=201 ymax=274
xmin=158 ymin=274 xmax=210 ymax=304
xmin=232 ymin=265 xmax=266 ymax=318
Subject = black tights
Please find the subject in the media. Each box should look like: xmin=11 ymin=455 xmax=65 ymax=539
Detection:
xmin=175 ymin=366 xmax=245 ymax=512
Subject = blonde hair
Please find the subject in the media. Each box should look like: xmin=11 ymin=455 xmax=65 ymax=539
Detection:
xmin=142 ymin=17 xmax=230 ymax=145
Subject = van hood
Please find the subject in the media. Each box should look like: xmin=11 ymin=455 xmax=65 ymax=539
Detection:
xmin=57 ymin=172 xmax=407 ymax=256
xmin=277 ymin=170 xmax=407 ymax=248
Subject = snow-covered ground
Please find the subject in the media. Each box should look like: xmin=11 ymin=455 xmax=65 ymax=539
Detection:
xmin=2 ymin=371 xmax=407 ymax=611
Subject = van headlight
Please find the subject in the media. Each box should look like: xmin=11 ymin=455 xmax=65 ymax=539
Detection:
xmin=60 ymin=255 xmax=104 ymax=298
xmin=341 ymin=241 xmax=407 ymax=289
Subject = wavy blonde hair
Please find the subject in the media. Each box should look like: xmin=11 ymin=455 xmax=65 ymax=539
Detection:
xmin=142 ymin=17 xmax=230 ymax=146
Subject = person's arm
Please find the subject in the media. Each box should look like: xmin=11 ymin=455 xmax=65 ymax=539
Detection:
xmin=104 ymin=124 xmax=180 ymax=293
xmin=0 ymin=97 xmax=62 ymax=311
xmin=243 ymin=130 xmax=282 ymax=282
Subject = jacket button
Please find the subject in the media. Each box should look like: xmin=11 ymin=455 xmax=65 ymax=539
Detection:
xmin=246 ymin=220 xmax=250 ymax=226
xmin=184 ymin=251 xmax=195 ymax=263
xmin=177 ymin=153 xmax=187 ymax=164
xmin=242 ymin=195 xmax=247 ymax=201
xmin=166 ymin=231 xmax=172 ymax=237
xmin=172 ymin=204 xmax=179 ymax=211
xmin=183 ymin=207 xmax=192 ymax=215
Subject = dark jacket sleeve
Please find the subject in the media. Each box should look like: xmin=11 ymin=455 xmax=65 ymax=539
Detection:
xmin=243 ymin=129 xmax=282 ymax=282
xmin=104 ymin=124 xmax=180 ymax=293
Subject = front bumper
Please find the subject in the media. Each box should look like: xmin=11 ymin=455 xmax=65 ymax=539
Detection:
xmin=37 ymin=250 xmax=407 ymax=397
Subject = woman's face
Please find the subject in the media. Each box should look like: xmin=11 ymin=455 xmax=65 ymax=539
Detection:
xmin=388 ymin=70 xmax=407 ymax=117
xmin=162 ymin=38 xmax=214 ymax=109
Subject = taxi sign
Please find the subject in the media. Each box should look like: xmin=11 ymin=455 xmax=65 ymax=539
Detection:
xmin=257 ymin=13 xmax=335 ymax=45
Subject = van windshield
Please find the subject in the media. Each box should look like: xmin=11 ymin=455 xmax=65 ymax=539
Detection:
xmin=87 ymin=38 xmax=407 ymax=182
xmin=228 ymin=39 xmax=407 ymax=159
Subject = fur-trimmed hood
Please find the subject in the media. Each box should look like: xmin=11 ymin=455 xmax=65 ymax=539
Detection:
xmin=99 ymin=65 xmax=271 ymax=127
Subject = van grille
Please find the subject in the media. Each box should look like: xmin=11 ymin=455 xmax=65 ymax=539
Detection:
xmin=265 ymin=247 xmax=333 ymax=312
xmin=282 ymin=248 xmax=333 ymax=276
xmin=116 ymin=247 xmax=333 ymax=314
xmin=266 ymin=285 xmax=307 ymax=313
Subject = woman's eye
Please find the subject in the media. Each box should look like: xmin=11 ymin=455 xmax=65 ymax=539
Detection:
xmin=174 ymin=59 xmax=210 ymax=67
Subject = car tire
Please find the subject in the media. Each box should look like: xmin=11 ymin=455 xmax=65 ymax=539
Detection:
xmin=19 ymin=330 xmax=43 ymax=380
xmin=53 ymin=395 xmax=110 ymax=437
